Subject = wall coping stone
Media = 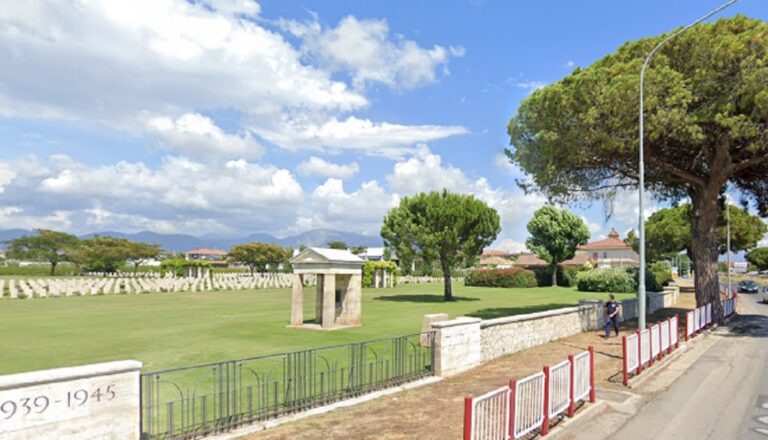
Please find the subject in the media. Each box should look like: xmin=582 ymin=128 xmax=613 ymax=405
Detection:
xmin=480 ymin=306 xmax=586 ymax=329
xmin=0 ymin=360 xmax=143 ymax=391
xmin=431 ymin=316 xmax=481 ymax=328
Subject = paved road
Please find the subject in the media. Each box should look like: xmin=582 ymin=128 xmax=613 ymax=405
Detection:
xmin=613 ymin=292 xmax=768 ymax=440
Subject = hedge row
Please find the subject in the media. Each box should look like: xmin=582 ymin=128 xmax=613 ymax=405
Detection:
xmin=465 ymin=268 xmax=538 ymax=288
xmin=577 ymin=265 xmax=673 ymax=293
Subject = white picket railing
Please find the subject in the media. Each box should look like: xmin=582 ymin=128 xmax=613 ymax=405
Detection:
xmin=686 ymin=310 xmax=695 ymax=338
xmin=650 ymin=323 xmax=661 ymax=360
xmin=706 ymin=303 xmax=712 ymax=325
xmin=639 ymin=329 xmax=651 ymax=367
xmin=660 ymin=320 xmax=670 ymax=353
xmin=469 ymin=386 xmax=510 ymax=440
xmin=670 ymin=315 xmax=679 ymax=347
xmin=572 ymin=351 xmax=591 ymax=402
xmin=547 ymin=361 xmax=570 ymax=419
xmin=514 ymin=372 xmax=545 ymax=439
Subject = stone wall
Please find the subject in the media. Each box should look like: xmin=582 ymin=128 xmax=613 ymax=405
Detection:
xmin=0 ymin=360 xmax=142 ymax=440
xmin=480 ymin=307 xmax=594 ymax=363
xmin=429 ymin=286 xmax=681 ymax=377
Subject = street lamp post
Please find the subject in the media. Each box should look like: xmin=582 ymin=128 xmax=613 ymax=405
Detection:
xmin=638 ymin=0 xmax=738 ymax=329
xmin=727 ymin=201 xmax=732 ymax=298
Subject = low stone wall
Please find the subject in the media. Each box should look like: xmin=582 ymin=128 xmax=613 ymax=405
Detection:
xmin=480 ymin=307 xmax=593 ymax=363
xmin=429 ymin=286 xmax=681 ymax=377
xmin=0 ymin=360 xmax=142 ymax=440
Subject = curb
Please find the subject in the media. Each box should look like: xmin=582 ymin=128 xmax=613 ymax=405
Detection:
xmin=545 ymin=400 xmax=609 ymax=439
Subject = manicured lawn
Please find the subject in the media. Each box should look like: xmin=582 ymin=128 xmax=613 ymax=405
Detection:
xmin=0 ymin=283 xmax=632 ymax=374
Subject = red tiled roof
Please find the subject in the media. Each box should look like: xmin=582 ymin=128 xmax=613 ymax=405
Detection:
xmin=579 ymin=227 xmax=631 ymax=251
xmin=514 ymin=254 xmax=548 ymax=267
xmin=186 ymin=248 xmax=227 ymax=256
xmin=562 ymin=252 xmax=592 ymax=266
xmin=481 ymin=249 xmax=509 ymax=257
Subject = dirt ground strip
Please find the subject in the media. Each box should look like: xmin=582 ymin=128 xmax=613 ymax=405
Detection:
xmin=243 ymin=293 xmax=697 ymax=440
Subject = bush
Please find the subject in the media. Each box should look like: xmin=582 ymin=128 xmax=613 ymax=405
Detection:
xmin=530 ymin=266 xmax=586 ymax=287
xmin=576 ymin=268 xmax=635 ymax=293
xmin=465 ymin=268 xmax=538 ymax=288
xmin=625 ymin=266 xmax=666 ymax=292
xmin=362 ymin=261 xmax=399 ymax=287
xmin=650 ymin=262 xmax=673 ymax=289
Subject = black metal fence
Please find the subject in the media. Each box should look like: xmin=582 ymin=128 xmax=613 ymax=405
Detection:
xmin=140 ymin=332 xmax=435 ymax=439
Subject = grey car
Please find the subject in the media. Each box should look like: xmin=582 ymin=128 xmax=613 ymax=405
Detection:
xmin=739 ymin=280 xmax=759 ymax=294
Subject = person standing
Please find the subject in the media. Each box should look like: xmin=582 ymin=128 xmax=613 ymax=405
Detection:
xmin=604 ymin=293 xmax=620 ymax=339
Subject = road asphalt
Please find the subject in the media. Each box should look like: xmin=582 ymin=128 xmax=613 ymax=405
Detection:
xmin=558 ymin=292 xmax=768 ymax=440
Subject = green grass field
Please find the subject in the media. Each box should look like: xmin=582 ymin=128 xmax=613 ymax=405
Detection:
xmin=0 ymin=283 xmax=632 ymax=375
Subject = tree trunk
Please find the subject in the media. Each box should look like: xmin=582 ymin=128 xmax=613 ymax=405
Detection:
xmin=551 ymin=260 xmax=558 ymax=287
xmin=690 ymin=190 xmax=723 ymax=320
xmin=442 ymin=260 xmax=453 ymax=301
xmin=134 ymin=262 xmax=140 ymax=274
xmin=50 ymin=261 xmax=57 ymax=276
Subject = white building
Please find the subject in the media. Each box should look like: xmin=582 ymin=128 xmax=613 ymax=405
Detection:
xmin=577 ymin=228 xmax=639 ymax=269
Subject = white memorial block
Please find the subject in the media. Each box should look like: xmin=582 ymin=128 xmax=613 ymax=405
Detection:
xmin=0 ymin=360 xmax=142 ymax=440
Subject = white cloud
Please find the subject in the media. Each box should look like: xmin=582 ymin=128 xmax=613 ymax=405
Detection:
xmin=3 ymin=154 xmax=304 ymax=234
xmin=494 ymin=153 xmax=516 ymax=173
xmin=0 ymin=1 xmax=466 ymax=157
xmin=610 ymin=190 xmax=663 ymax=227
xmin=146 ymin=113 xmax=263 ymax=159
xmin=580 ymin=215 xmax=604 ymax=237
xmin=387 ymin=146 xmax=546 ymax=228
xmin=297 ymin=157 xmax=359 ymax=180
xmin=0 ymin=207 xmax=72 ymax=231
xmin=0 ymin=164 xmax=17 ymax=193
xmin=565 ymin=60 xmax=575 ymax=68
xmin=290 ymin=178 xmax=399 ymax=234
xmin=497 ymin=239 xmax=528 ymax=254
xmin=515 ymin=81 xmax=547 ymax=92
xmin=253 ymin=116 xmax=467 ymax=158
xmin=282 ymin=15 xmax=464 ymax=90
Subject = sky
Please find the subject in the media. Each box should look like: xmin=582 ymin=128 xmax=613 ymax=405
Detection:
xmin=0 ymin=0 xmax=766 ymax=252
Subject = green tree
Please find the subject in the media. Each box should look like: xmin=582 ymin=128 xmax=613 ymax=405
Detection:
xmin=126 ymin=241 xmax=162 ymax=273
xmin=645 ymin=204 xmax=767 ymax=263
xmin=350 ymin=245 xmax=367 ymax=255
xmin=746 ymin=247 xmax=768 ymax=271
xmin=229 ymin=242 xmax=288 ymax=275
xmin=5 ymin=229 xmax=80 ymax=275
xmin=381 ymin=190 xmax=500 ymax=300
xmin=326 ymin=241 xmax=348 ymax=250
xmin=80 ymin=236 xmax=133 ymax=273
xmin=624 ymin=230 xmax=640 ymax=254
xmin=507 ymin=16 xmax=768 ymax=310
xmin=525 ymin=206 xmax=590 ymax=286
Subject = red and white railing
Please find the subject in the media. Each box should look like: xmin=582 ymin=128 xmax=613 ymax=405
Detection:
xmin=622 ymin=314 xmax=681 ymax=385
xmin=463 ymin=348 xmax=595 ymax=439
xmin=624 ymin=298 xmax=736 ymax=386
xmin=465 ymin=386 xmax=511 ymax=440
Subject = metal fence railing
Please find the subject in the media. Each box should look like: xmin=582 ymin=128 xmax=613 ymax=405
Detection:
xmin=660 ymin=320 xmax=670 ymax=353
xmin=466 ymin=386 xmax=511 ymax=440
xmin=141 ymin=332 xmax=435 ymax=439
xmin=571 ymin=351 xmax=591 ymax=403
xmin=670 ymin=315 xmax=679 ymax=347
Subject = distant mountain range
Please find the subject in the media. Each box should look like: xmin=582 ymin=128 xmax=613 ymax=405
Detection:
xmin=0 ymin=228 xmax=383 ymax=252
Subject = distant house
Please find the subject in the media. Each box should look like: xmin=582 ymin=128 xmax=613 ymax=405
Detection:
xmin=481 ymin=249 xmax=510 ymax=258
xmin=514 ymin=253 xmax=548 ymax=268
xmin=185 ymin=248 xmax=228 ymax=267
xmin=576 ymin=228 xmax=638 ymax=268
xmin=478 ymin=255 xmax=514 ymax=269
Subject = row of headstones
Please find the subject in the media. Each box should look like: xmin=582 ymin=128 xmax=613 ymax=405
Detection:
xmin=0 ymin=273 xmax=318 ymax=299
xmin=397 ymin=276 xmax=465 ymax=284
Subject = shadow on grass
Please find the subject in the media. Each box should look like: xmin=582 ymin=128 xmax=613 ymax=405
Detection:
xmin=466 ymin=303 xmax=573 ymax=320
xmin=373 ymin=294 xmax=480 ymax=303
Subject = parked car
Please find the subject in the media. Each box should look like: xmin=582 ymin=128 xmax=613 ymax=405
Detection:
xmin=739 ymin=279 xmax=759 ymax=294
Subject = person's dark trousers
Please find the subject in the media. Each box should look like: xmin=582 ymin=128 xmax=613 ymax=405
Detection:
xmin=605 ymin=316 xmax=619 ymax=338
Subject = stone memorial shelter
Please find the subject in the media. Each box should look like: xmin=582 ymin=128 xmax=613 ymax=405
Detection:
xmin=290 ymin=248 xmax=364 ymax=329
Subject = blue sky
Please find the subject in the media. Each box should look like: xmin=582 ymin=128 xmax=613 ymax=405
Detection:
xmin=0 ymin=0 xmax=766 ymax=251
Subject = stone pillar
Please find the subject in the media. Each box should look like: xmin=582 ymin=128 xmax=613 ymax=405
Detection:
xmin=315 ymin=274 xmax=324 ymax=323
xmin=431 ymin=317 xmax=482 ymax=377
xmin=290 ymin=274 xmax=304 ymax=326
xmin=339 ymin=274 xmax=362 ymax=326
xmin=322 ymin=274 xmax=336 ymax=328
